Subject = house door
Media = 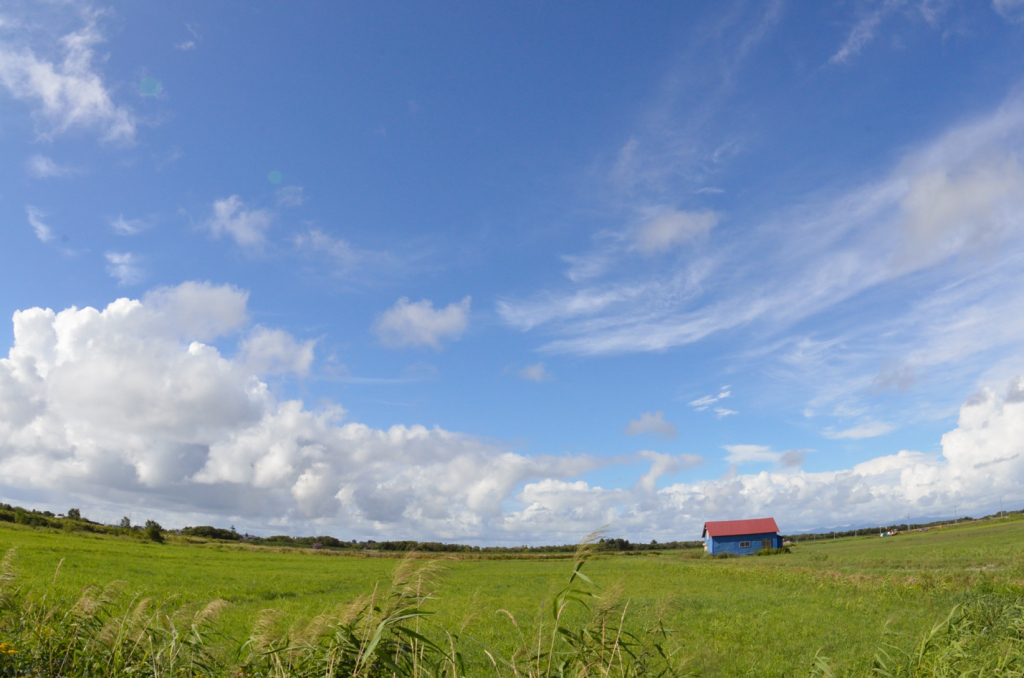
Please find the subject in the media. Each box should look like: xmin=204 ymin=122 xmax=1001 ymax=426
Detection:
xmin=761 ymin=538 xmax=772 ymax=550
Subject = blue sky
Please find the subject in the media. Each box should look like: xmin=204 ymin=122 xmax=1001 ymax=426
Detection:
xmin=2 ymin=1 xmax=1024 ymax=543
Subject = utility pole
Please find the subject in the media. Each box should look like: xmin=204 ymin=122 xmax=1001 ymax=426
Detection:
xmin=1000 ymin=497 xmax=1004 ymax=518
xmin=954 ymin=506 xmax=957 ymax=524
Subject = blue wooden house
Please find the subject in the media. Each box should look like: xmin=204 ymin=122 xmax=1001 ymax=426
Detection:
xmin=702 ymin=517 xmax=781 ymax=556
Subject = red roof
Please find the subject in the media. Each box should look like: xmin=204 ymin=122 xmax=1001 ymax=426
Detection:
xmin=702 ymin=517 xmax=779 ymax=538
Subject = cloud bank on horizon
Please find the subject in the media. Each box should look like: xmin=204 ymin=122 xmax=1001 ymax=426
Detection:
xmin=1 ymin=283 xmax=1022 ymax=541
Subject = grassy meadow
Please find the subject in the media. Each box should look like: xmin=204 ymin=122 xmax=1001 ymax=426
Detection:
xmin=2 ymin=517 xmax=1024 ymax=676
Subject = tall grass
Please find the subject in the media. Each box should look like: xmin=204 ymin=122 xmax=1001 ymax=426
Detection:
xmin=0 ymin=538 xmax=688 ymax=677
xmin=6 ymin=534 xmax=1023 ymax=677
xmin=809 ymin=594 xmax=1024 ymax=677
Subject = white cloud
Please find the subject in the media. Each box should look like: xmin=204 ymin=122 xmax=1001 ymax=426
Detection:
xmin=105 ymin=252 xmax=143 ymax=285
xmin=723 ymin=444 xmax=808 ymax=467
xmin=635 ymin=450 xmax=703 ymax=492
xmin=374 ymin=297 xmax=471 ymax=349
xmin=500 ymin=94 xmax=1024 ymax=363
xmin=205 ymin=196 xmax=272 ymax=250
xmin=293 ymin=229 xmax=395 ymax=277
xmin=823 ymin=421 xmax=894 ymax=440
xmin=111 ymin=215 xmax=147 ymax=236
xmin=690 ymin=386 xmax=731 ymax=411
xmin=561 ymin=252 xmax=612 ymax=282
xmin=723 ymin=444 xmax=777 ymax=464
xmin=993 ymin=0 xmax=1024 ymax=21
xmin=519 ymin=362 xmax=552 ymax=382
xmin=899 ymin=156 xmax=1024 ymax=266
xmin=142 ymin=281 xmax=250 ymax=341
xmin=829 ymin=3 xmax=895 ymax=65
xmin=26 ymin=206 xmax=53 ymax=242
xmin=632 ymin=209 xmax=718 ymax=255
xmin=175 ymin=24 xmax=200 ymax=51
xmin=0 ymin=14 xmax=135 ymax=142
xmin=27 ymin=154 xmax=73 ymax=178
xmin=714 ymin=407 xmax=738 ymax=418
xmin=276 ymin=186 xmax=305 ymax=207
xmin=0 ymin=286 xmax=604 ymax=538
xmin=624 ymin=411 xmax=677 ymax=439
xmin=240 ymin=326 xmax=316 ymax=377
xmin=2 ymin=288 xmax=1024 ymax=541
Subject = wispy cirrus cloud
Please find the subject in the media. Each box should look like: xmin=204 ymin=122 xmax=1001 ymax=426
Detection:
xmin=690 ymin=386 xmax=731 ymax=411
xmin=27 ymin=154 xmax=74 ymax=178
xmin=829 ymin=1 xmax=899 ymax=65
xmin=519 ymin=362 xmax=552 ymax=382
xmin=498 ymin=91 xmax=1024 ymax=418
xmin=993 ymin=0 xmax=1024 ymax=22
xmin=722 ymin=444 xmax=808 ymax=467
xmin=292 ymin=228 xmax=400 ymax=280
xmin=0 ymin=9 xmax=135 ymax=142
xmin=111 ymin=215 xmax=149 ymax=236
xmin=823 ymin=421 xmax=894 ymax=440
xmin=26 ymin=206 xmax=53 ymax=242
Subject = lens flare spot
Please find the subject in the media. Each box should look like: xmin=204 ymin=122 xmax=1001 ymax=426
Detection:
xmin=139 ymin=77 xmax=162 ymax=97
xmin=268 ymin=170 xmax=283 ymax=184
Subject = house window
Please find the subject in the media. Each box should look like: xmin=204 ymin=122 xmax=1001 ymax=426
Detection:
xmin=739 ymin=541 xmax=751 ymax=548
xmin=761 ymin=538 xmax=773 ymax=550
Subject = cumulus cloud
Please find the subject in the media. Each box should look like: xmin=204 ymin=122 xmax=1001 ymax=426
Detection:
xmin=0 ymin=14 xmax=135 ymax=142
xmin=239 ymin=326 xmax=316 ymax=377
xmin=0 ymin=286 xmax=603 ymax=538
xmin=632 ymin=209 xmax=718 ymax=255
xmin=27 ymin=154 xmax=73 ymax=178
xmin=142 ymin=281 xmax=249 ymax=341
xmin=105 ymin=252 xmax=143 ymax=285
xmin=205 ymin=196 xmax=272 ymax=250
xmin=624 ymin=411 xmax=677 ymax=439
xmin=26 ymin=206 xmax=53 ymax=242
xmin=1 ymin=287 xmax=1024 ymax=541
xmin=374 ymin=297 xmax=471 ymax=349
xmin=519 ymin=362 xmax=552 ymax=382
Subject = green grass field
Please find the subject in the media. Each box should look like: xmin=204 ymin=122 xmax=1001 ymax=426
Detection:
xmin=3 ymin=518 xmax=1024 ymax=676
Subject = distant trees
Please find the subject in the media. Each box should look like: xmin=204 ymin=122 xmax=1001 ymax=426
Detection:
xmin=119 ymin=516 xmax=131 ymax=529
xmin=181 ymin=525 xmax=241 ymax=541
xmin=67 ymin=508 xmax=81 ymax=520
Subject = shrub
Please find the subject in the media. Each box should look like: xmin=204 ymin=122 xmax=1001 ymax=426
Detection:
xmin=144 ymin=520 xmax=164 ymax=543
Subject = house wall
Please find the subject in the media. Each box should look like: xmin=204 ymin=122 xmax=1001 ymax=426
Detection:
xmin=706 ymin=532 xmax=780 ymax=556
